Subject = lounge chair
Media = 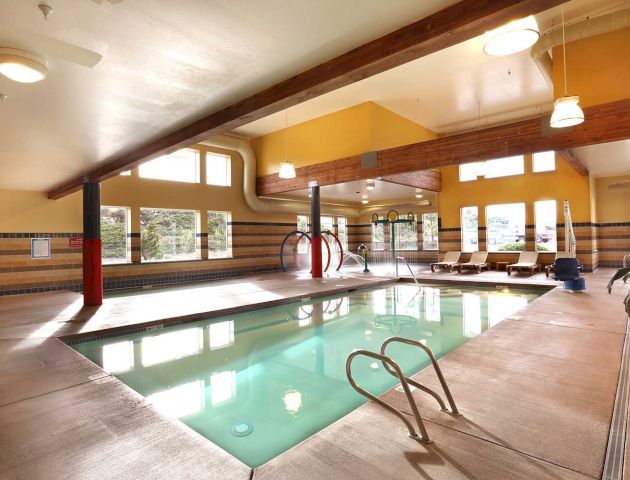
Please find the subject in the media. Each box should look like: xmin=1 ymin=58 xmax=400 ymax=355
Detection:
xmin=507 ymin=251 xmax=539 ymax=276
xmin=545 ymin=252 xmax=580 ymax=277
xmin=457 ymin=251 xmax=489 ymax=274
xmin=430 ymin=251 xmax=461 ymax=272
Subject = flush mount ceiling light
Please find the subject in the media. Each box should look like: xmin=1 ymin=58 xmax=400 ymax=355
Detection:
xmin=0 ymin=48 xmax=48 ymax=83
xmin=366 ymin=179 xmax=375 ymax=190
xmin=483 ymin=15 xmax=539 ymax=56
xmin=361 ymin=195 xmax=369 ymax=205
xmin=415 ymin=188 xmax=423 ymax=199
xmin=278 ymin=110 xmax=296 ymax=179
xmin=550 ymin=8 xmax=584 ymax=128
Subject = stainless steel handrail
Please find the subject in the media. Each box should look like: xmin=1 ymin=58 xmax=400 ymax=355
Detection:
xmin=346 ymin=349 xmax=431 ymax=443
xmin=396 ymin=256 xmax=421 ymax=290
xmin=380 ymin=337 xmax=459 ymax=415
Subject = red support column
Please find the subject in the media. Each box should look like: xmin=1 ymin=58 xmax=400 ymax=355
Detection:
xmin=310 ymin=185 xmax=323 ymax=278
xmin=83 ymin=182 xmax=103 ymax=306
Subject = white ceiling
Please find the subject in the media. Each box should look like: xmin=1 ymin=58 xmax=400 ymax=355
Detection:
xmin=234 ymin=0 xmax=623 ymax=138
xmin=0 ymin=0 xmax=459 ymax=191
xmin=271 ymin=179 xmax=437 ymax=206
xmin=0 ymin=0 xmax=626 ymax=192
xmin=574 ymin=140 xmax=630 ymax=177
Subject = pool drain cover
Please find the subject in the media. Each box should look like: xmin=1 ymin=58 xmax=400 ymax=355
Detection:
xmin=232 ymin=423 xmax=253 ymax=437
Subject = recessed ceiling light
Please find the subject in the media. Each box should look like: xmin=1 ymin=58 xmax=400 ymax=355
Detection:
xmin=0 ymin=48 xmax=48 ymax=83
xmin=483 ymin=16 xmax=539 ymax=56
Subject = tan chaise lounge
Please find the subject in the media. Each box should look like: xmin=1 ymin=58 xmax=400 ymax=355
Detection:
xmin=507 ymin=251 xmax=539 ymax=276
xmin=430 ymin=251 xmax=461 ymax=272
xmin=457 ymin=251 xmax=489 ymax=274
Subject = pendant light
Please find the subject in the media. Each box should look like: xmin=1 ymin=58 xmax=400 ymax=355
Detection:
xmin=278 ymin=109 xmax=296 ymax=179
xmin=483 ymin=16 xmax=540 ymax=56
xmin=550 ymin=7 xmax=584 ymax=128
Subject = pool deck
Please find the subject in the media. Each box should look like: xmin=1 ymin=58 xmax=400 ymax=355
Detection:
xmin=0 ymin=268 xmax=628 ymax=479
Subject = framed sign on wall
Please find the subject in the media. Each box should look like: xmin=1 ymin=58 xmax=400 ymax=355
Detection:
xmin=31 ymin=238 xmax=51 ymax=259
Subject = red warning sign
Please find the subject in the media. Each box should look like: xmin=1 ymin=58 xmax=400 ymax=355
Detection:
xmin=69 ymin=237 xmax=83 ymax=248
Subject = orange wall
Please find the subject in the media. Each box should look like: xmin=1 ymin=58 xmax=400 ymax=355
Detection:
xmin=438 ymin=154 xmax=591 ymax=227
xmin=552 ymin=27 xmax=630 ymax=106
xmin=595 ymin=175 xmax=630 ymax=223
xmin=252 ymin=102 xmax=437 ymax=176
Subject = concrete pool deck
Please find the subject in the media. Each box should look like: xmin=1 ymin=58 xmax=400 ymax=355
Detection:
xmin=0 ymin=268 xmax=628 ymax=479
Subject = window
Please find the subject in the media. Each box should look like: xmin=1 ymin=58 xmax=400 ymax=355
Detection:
xmin=139 ymin=149 xmax=200 ymax=183
xmin=459 ymin=162 xmax=484 ymax=182
xmin=207 ymin=211 xmax=232 ymax=258
xmin=459 ymin=156 xmax=524 ymax=181
xmin=394 ymin=215 xmax=417 ymax=250
xmin=535 ymin=200 xmax=557 ymax=252
xmin=297 ymin=215 xmax=309 ymax=254
xmin=297 ymin=215 xmax=308 ymax=232
xmin=461 ymin=206 xmax=478 ymax=253
xmin=101 ymin=206 xmax=130 ymax=264
xmin=422 ymin=213 xmax=439 ymax=250
xmin=320 ymin=216 xmax=334 ymax=232
xmin=120 ymin=170 xmax=131 ymax=176
xmin=337 ymin=217 xmax=348 ymax=250
xmin=372 ymin=220 xmax=385 ymax=250
xmin=533 ymin=151 xmax=556 ymax=172
xmin=206 ymin=152 xmax=231 ymax=186
xmin=140 ymin=208 xmax=199 ymax=262
xmin=484 ymin=156 xmax=524 ymax=179
xmin=486 ymin=203 xmax=526 ymax=252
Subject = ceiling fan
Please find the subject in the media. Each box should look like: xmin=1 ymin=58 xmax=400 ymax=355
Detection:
xmin=0 ymin=2 xmax=105 ymax=71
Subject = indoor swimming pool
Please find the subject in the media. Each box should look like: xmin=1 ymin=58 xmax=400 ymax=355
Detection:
xmin=71 ymin=283 xmax=542 ymax=467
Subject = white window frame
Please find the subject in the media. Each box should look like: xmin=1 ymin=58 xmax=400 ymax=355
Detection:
xmin=139 ymin=149 xmax=200 ymax=183
xmin=206 ymin=152 xmax=232 ymax=186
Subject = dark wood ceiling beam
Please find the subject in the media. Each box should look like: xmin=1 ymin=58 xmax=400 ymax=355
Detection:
xmin=256 ymin=98 xmax=630 ymax=195
xmin=47 ymin=0 xmax=567 ymax=199
xmin=380 ymin=171 xmax=442 ymax=191
xmin=557 ymin=149 xmax=589 ymax=176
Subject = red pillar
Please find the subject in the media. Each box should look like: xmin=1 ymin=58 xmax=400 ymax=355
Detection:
xmin=310 ymin=185 xmax=323 ymax=278
xmin=83 ymin=182 xmax=103 ymax=306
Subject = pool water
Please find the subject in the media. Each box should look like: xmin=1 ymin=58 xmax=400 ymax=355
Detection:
xmin=72 ymin=284 xmax=541 ymax=467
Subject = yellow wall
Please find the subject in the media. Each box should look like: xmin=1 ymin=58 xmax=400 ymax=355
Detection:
xmin=0 ymin=145 xmax=293 ymax=234
xmin=0 ymin=189 xmax=82 ymax=232
xmin=253 ymin=102 xmax=437 ymax=176
xmin=552 ymin=27 xmax=630 ymax=106
xmin=438 ymin=154 xmax=592 ymax=227
xmin=595 ymin=175 xmax=630 ymax=223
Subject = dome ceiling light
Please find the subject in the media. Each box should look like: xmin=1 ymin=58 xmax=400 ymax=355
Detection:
xmin=483 ymin=15 xmax=540 ymax=56
xmin=278 ymin=110 xmax=296 ymax=179
xmin=550 ymin=7 xmax=584 ymax=128
xmin=0 ymin=48 xmax=48 ymax=83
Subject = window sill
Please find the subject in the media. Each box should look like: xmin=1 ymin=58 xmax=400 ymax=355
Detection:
xmin=103 ymin=261 xmax=133 ymax=266
xmin=140 ymin=258 xmax=202 ymax=265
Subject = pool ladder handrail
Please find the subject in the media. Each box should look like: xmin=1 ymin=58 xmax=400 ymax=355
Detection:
xmin=396 ymin=256 xmax=421 ymax=290
xmin=346 ymin=336 xmax=459 ymax=444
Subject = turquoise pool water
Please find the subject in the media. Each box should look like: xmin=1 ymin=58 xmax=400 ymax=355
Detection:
xmin=72 ymin=284 xmax=541 ymax=467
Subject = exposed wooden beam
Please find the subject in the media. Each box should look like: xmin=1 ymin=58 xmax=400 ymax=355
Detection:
xmin=381 ymin=171 xmax=442 ymax=191
xmin=557 ymin=149 xmax=589 ymax=176
xmin=48 ymin=0 xmax=567 ymax=199
xmin=256 ymin=98 xmax=630 ymax=195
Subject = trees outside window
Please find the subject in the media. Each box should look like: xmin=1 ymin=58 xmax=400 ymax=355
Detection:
xmin=395 ymin=215 xmax=417 ymax=250
xmin=461 ymin=206 xmax=478 ymax=252
xmin=422 ymin=213 xmax=439 ymax=250
xmin=101 ymin=206 xmax=129 ymax=264
xmin=140 ymin=208 xmax=199 ymax=262
xmin=208 ymin=211 xmax=232 ymax=258
xmin=372 ymin=221 xmax=385 ymax=250
xmin=534 ymin=200 xmax=557 ymax=252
